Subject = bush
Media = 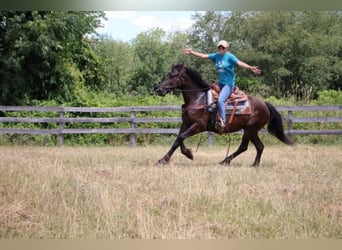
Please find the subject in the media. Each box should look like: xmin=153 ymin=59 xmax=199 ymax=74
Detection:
xmin=313 ymin=90 xmax=342 ymax=105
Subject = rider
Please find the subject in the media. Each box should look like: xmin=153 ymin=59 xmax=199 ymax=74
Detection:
xmin=182 ymin=40 xmax=262 ymax=131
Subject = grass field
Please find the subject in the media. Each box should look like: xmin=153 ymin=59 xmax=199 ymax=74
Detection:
xmin=0 ymin=144 xmax=341 ymax=239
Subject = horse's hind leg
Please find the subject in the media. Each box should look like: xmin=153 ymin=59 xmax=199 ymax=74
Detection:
xmin=219 ymin=132 xmax=250 ymax=165
xmin=250 ymin=133 xmax=264 ymax=167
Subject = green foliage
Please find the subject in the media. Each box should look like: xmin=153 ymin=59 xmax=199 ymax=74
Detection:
xmin=186 ymin=11 xmax=229 ymax=83
xmin=129 ymin=28 xmax=171 ymax=95
xmin=313 ymin=90 xmax=342 ymax=105
xmin=187 ymin=11 xmax=342 ymax=102
xmin=93 ymin=39 xmax=134 ymax=94
xmin=245 ymin=12 xmax=342 ymax=101
xmin=0 ymin=11 xmax=105 ymax=105
xmin=2 ymin=11 xmax=341 ymax=105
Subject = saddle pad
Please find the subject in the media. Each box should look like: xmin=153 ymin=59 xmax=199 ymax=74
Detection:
xmin=226 ymin=100 xmax=251 ymax=115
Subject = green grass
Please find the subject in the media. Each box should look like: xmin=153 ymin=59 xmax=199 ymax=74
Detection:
xmin=0 ymin=144 xmax=341 ymax=239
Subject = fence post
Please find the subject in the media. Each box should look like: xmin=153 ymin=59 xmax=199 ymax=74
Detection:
xmin=208 ymin=132 xmax=214 ymax=145
xmin=287 ymin=110 xmax=293 ymax=140
xmin=130 ymin=111 xmax=137 ymax=147
xmin=58 ymin=110 xmax=65 ymax=146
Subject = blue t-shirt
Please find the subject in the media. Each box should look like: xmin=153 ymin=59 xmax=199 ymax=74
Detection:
xmin=208 ymin=52 xmax=238 ymax=87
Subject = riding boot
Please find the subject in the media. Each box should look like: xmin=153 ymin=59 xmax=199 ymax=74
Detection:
xmin=207 ymin=102 xmax=217 ymax=113
xmin=215 ymin=117 xmax=226 ymax=133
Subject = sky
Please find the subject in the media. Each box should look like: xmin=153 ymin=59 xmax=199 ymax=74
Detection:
xmin=96 ymin=11 xmax=203 ymax=42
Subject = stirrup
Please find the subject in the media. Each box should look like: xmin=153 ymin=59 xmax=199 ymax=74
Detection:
xmin=207 ymin=102 xmax=217 ymax=113
xmin=215 ymin=117 xmax=225 ymax=132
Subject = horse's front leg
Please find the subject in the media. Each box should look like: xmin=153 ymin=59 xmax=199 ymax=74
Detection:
xmin=157 ymin=122 xmax=203 ymax=165
xmin=157 ymin=136 xmax=182 ymax=165
xmin=179 ymin=141 xmax=193 ymax=160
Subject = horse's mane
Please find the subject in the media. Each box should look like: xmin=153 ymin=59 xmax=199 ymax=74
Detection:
xmin=183 ymin=65 xmax=210 ymax=89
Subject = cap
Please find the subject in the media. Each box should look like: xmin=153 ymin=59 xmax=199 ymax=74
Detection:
xmin=217 ymin=40 xmax=229 ymax=48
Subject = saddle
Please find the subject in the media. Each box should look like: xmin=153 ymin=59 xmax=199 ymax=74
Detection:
xmin=208 ymin=82 xmax=251 ymax=115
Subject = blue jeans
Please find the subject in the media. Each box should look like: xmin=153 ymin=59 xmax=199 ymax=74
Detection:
xmin=217 ymin=84 xmax=233 ymax=124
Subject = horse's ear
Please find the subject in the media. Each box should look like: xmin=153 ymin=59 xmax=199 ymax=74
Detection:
xmin=172 ymin=62 xmax=185 ymax=72
xmin=177 ymin=63 xmax=185 ymax=71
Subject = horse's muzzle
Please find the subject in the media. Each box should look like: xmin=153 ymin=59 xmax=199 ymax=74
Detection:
xmin=155 ymin=86 xmax=167 ymax=96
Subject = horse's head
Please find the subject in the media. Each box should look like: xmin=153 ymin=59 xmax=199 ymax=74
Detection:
xmin=155 ymin=63 xmax=186 ymax=96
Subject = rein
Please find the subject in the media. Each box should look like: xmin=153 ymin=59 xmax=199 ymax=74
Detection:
xmin=178 ymin=87 xmax=210 ymax=92
xmin=177 ymin=86 xmax=210 ymax=113
xmin=182 ymin=104 xmax=207 ymax=113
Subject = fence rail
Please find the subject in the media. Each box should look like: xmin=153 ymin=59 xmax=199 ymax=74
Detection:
xmin=0 ymin=105 xmax=341 ymax=146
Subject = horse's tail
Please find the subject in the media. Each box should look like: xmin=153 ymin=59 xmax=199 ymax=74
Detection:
xmin=265 ymin=102 xmax=293 ymax=145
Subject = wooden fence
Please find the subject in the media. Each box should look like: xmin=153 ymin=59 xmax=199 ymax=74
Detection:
xmin=0 ymin=105 xmax=341 ymax=146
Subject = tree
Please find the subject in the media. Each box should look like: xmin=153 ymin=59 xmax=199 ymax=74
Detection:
xmin=188 ymin=11 xmax=342 ymax=101
xmin=129 ymin=28 xmax=172 ymax=95
xmin=0 ymin=11 xmax=105 ymax=105
xmin=186 ymin=11 xmax=231 ymax=83
xmin=232 ymin=11 xmax=342 ymax=101
xmin=94 ymin=38 xmax=134 ymax=94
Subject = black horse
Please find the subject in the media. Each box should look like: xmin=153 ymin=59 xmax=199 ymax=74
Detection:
xmin=155 ymin=63 xmax=293 ymax=166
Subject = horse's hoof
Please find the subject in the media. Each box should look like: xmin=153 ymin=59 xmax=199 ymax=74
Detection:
xmin=182 ymin=149 xmax=193 ymax=160
xmin=219 ymin=159 xmax=230 ymax=166
xmin=219 ymin=160 xmax=226 ymax=165
xmin=156 ymin=158 xmax=169 ymax=166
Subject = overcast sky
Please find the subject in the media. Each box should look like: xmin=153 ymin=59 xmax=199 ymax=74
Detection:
xmin=96 ymin=11 xmax=203 ymax=42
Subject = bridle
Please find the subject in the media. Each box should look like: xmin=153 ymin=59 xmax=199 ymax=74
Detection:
xmin=178 ymin=86 xmax=210 ymax=92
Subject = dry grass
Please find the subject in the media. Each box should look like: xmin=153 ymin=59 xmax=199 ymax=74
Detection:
xmin=0 ymin=144 xmax=341 ymax=239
